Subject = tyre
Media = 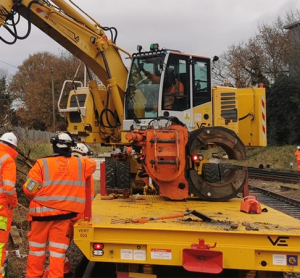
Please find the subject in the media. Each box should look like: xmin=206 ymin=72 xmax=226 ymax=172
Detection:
xmin=105 ymin=161 xmax=116 ymax=189
xmin=116 ymin=161 xmax=131 ymax=189
xmin=202 ymin=163 xmax=221 ymax=183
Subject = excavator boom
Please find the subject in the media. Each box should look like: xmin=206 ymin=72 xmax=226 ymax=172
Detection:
xmin=0 ymin=0 xmax=130 ymax=126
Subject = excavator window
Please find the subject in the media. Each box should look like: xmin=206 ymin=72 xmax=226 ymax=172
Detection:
xmin=126 ymin=55 xmax=164 ymax=119
xmin=162 ymin=55 xmax=190 ymax=111
xmin=70 ymin=94 xmax=86 ymax=107
xmin=69 ymin=94 xmax=86 ymax=123
xmin=193 ymin=59 xmax=211 ymax=106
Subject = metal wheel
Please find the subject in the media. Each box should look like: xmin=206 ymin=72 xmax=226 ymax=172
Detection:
xmin=187 ymin=126 xmax=247 ymax=201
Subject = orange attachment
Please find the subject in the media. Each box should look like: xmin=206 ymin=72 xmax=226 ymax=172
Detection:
xmin=126 ymin=124 xmax=189 ymax=200
xmin=126 ymin=131 xmax=144 ymax=142
xmin=183 ymin=239 xmax=223 ymax=274
xmin=240 ymin=196 xmax=262 ymax=214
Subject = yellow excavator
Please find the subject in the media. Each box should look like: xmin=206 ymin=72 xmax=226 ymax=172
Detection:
xmin=6 ymin=3 xmax=299 ymax=278
xmin=0 ymin=0 xmax=266 ymax=201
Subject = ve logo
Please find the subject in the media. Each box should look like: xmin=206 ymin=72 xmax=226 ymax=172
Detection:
xmin=267 ymin=236 xmax=289 ymax=246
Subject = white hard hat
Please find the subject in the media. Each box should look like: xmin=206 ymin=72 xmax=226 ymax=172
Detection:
xmin=0 ymin=132 xmax=18 ymax=147
xmin=71 ymin=143 xmax=93 ymax=156
xmin=50 ymin=132 xmax=75 ymax=148
xmin=297 ymin=146 xmax=300 ymax=150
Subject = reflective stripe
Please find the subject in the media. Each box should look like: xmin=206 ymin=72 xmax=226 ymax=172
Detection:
xmin=0 ymin=155 xmax=13 ymax=195
xmin=76 ymin=157 xmax=82 ymax=181
xmin=42 ymin=180 xmax=85 ymax=187
xmin=34 ymin=196 xmax=85 ymax=203
xmin=28 ymin=206 xmax=58 ymax=213
xmin=29 ymin=241 xmax=47 ymax=248
xmin=5 ymin=188 xmax=16 ymax=195
xmin=0 ymin=180 xmax=15 ymax=187
xmin=29 ymin=250 xmax=46 ymax=257
xmin=41 ymin=157 xmax=84 ymax=187
xmin=49 ymin=251 xmax=65 ymax=258
xmin=0 ymin=154 xmax=9 ymax=165
xmin=0 ymin=188 xmax=16 ymax=194
xmin=49 ymin=241 xmax=68 ymax=250
xmin=42 ymin=158 xmax=50 ymax=181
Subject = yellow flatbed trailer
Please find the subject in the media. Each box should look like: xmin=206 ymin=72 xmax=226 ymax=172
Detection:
xmin=74 ymin=195 xmax=300 ymax=277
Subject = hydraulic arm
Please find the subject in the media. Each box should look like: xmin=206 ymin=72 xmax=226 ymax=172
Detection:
xmin=0 ymin=0 xmax=130 ymax=127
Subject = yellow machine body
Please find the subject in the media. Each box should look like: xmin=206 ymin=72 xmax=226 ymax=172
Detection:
xmin=212 ymin=86 xmax=267 ymax=147
xmin=75 ymin=195 xmax=300 ymax=274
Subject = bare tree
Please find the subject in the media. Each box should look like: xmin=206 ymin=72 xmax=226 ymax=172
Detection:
xmin=8 ymin=51 xmax=84 ymax=131
xmin=212 ymin=12 xmax=297 ymax=88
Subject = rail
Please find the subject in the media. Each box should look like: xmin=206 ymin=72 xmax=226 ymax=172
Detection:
xmin=249 ymin=184 xmax=300 ymax=219
xmin=248 ymin=167 xmax=300 ymax=184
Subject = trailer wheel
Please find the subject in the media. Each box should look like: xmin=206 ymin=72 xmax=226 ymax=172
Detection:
xmin=105 ymin=161 xmax=116 ymax=189
xmin=116 ymin=161 xmax=131 ymax=189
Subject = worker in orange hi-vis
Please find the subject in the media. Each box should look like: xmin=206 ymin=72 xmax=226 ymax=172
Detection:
xmin=126 ymin=146 xmax=132 ymax=155
xmin=140 ymin=65 xmax=184 ymax=110
xmin=0 ymin=132 xmax=18 ymax=278
xmin=295 ymin=146 xmax=300 ymax=172
xmin=43 ymin=142 xmax=96 ymax=277
xmin=23 ymin=132 xmax=96 ymax=278
xmin=163 ymin=75 xmax=184 ymax=110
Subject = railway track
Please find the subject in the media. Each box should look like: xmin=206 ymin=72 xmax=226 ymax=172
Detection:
xmin=248 ymin=166 xmax=300 ymax=183
xmin=249 ymin=184 xmax=300 ymax=219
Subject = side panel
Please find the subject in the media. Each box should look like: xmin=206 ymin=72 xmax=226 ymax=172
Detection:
xmin=212 ymin=86 xmax=267 ymax=147
xmin=212 ymin=86 xmax=239 ymax=136
xmin=237 ymin=87 xmax=267 ymax=147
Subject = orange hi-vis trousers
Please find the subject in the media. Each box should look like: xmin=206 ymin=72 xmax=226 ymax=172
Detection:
xmin=0 ymin=209 xmax=12 ymax=278
xmin=42 ymin=256 xmax=73 ymax=278
xmin=26 ymin=219 xmax=71 ymax=278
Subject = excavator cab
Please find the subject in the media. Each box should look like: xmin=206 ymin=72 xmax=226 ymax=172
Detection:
xmin=123 ymin=44 xmax=213 ymax=131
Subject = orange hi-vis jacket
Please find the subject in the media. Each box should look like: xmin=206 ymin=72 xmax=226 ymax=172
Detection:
xmin=0 ymin=143 xmax=18 ymax=215
xmin=295 ymin=150 xmax=300 ymax=161
xmin=164 ymin=80 xmax=184 ymax=110
xmin=23 ymin=155 xmax=96 ymax=219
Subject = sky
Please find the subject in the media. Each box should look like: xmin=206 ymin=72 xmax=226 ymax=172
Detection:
xmin=1 ymin=0 xmax=300 ymax=76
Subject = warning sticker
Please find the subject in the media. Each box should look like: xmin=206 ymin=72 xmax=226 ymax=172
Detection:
xmin=121 ymin=249 xmax=133 ymax=260
xmin=151 ymin=248 xmax=172 ymax=260
xmin=134 ymin=250 xmax=146 ymax=261
xmin=195 ymin=113 xmax=201 ymax=121
xmin=184 ymin=113 xmax=190 ymax=120
xmin=273 ymin=254 xmax=286 ymax=265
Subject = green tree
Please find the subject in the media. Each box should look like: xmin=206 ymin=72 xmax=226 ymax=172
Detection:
xmin=267 ymin=75 xmax=300 ymax=145
xmin=0 ymin=69 xmax=18 ymax=127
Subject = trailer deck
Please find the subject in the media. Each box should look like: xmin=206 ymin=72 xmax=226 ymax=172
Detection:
xmin=74 ymin=194 xmax=300 ymax=274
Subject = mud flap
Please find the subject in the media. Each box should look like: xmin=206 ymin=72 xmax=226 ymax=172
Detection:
xmin=183 ymin=239 xmax=223 ymax=274
xmin=183 ymin=248 xmax=223 ymax=274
